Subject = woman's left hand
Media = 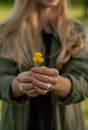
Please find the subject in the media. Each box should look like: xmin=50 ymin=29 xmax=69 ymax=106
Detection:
xmin=30 ymin=66 xmax=59 ymax=95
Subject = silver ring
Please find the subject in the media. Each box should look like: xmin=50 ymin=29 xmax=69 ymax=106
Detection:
xmin=19 ymin=83 xmax=25 ymax=92
xmin=47 ymin=83 xmax=52 ymax=91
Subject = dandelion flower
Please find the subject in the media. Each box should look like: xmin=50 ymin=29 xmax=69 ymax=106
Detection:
xmin=33 ymin=52 xmax=45 ymax=66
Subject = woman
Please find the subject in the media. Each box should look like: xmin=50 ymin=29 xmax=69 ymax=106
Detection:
xmin=0 ymin=0 xmax=88 ymax=130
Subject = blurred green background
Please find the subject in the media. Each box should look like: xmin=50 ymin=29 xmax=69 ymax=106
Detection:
xmin=0 ymin=0 xmax=88 ymax=25
xmin=0 ymin=0 xmax=88 ymax=128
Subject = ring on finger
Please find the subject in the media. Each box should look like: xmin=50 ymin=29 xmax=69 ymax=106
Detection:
xmin=47 ymin=83 xmax=52 ymax=91
xmin=19 ymin=83 xmax=25 ymax=92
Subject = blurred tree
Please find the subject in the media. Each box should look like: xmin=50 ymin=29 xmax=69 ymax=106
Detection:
xmin=70 ymin=0 xmax=83 ymax=5
xmin=84 ymin=0 xmax=88 ymax=16
xmin=0 ymin=0 xmax=13 ymax=5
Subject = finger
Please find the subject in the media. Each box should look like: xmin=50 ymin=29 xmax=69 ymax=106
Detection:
xmin=26 ymin=92 xmax=39 ymax=97
xmin=31 ymin=77 xmax=47 ymax=90
xmin=31 ymin=66 xmax=59 ymax=76
xmin=27 ymin=89 xmax=37 ymax=94
xmin=29 ymin=93 xmax=39 ymax=97
xmin=24 ymin=88 xmax=39 ymax=96
xmin=35 ymin=86 xmax=48 ymax=95
xmin=27 ymin=89 xmax=39 ymax=97
xmin=22 ymin=83 xmax=34 ymax=90
xmin=17 ymin=71 xmax=31 ymax=83
xmin=30 ymin=72 xmax=55 ymax=84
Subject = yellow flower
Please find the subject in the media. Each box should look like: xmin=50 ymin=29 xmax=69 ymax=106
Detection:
xmin=33 ymin=52 xmax=45 ymax=66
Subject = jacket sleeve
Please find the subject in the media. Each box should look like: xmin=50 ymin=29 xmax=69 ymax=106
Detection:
xmin=58 ymin=23 xmax=88 ymax=105
xmin=0 ymin=58 xmax=29 ymax=106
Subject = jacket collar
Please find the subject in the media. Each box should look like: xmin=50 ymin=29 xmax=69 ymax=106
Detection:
xmin=44 ymin=24 xmax=58 ymax=39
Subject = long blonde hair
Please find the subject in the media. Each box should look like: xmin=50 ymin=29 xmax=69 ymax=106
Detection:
xmin=0 ymin=0 xmax=83 ymax=68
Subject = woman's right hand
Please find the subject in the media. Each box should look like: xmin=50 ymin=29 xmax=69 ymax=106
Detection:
xmin=11 ymin=71 xmax=39 ymax=98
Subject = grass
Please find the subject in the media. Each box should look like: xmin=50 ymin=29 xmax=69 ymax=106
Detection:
xmin=82 ymin=100 xmax=88 ymax=128
xmin=69 ymin=5 xmax=88 ymax=26
xmin=0 ymin=2 xmax=88 ymax=128
xmin=0 ymin=101 xmax=2 ymax=120
xmin=0 ymin=4 xmax=13 ymax=22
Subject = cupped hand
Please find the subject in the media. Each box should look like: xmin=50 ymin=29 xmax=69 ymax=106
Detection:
xmin=30 ymin=66 xmax=59 ymax=95
xmin=11 ymin=71 xmax=39 ymax=97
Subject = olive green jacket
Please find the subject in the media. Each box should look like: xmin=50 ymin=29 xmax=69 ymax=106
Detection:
xmin=0 ymin=21 xmax=88 ymax=130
